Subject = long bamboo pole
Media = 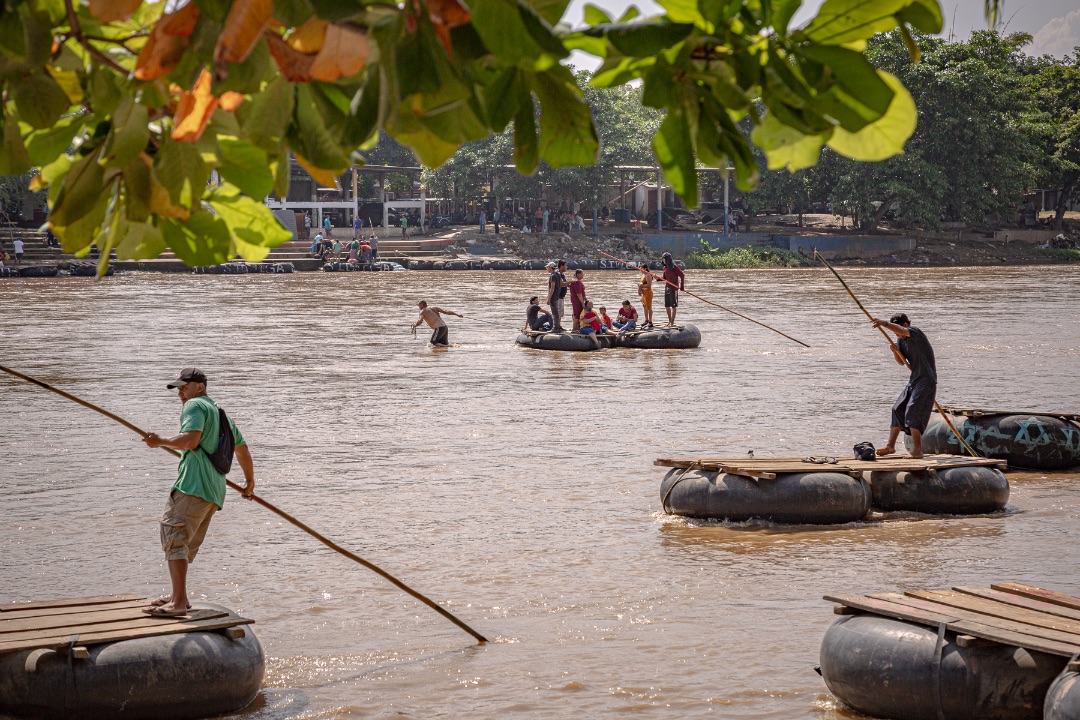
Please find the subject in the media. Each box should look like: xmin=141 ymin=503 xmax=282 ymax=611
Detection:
xmin=811 ymin=251 xmax=981 ymax=458
xmin=0 ymin=364 xmax=488 ymax=644
xmin=596 ymin=251 xmax=810 ymax=348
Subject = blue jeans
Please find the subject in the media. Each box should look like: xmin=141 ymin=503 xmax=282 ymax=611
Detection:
xmin=613 ymin=320 xmax=636 ymax=331
xmin=531 ymin=314 xmax=552 ymax=331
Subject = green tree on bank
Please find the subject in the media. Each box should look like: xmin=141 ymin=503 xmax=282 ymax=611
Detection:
xmin=0 ymin=0 xmax=944 ymax=271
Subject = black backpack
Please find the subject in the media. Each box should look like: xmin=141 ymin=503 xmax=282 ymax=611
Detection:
xmin=204 ymin=407 xmax=235 ymax=475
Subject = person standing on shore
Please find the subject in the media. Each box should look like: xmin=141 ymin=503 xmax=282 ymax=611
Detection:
xmin=401 ymin=214 xmax=409 ymax=239
xmin=661 ymin=253 xmax=685 ymax=326
xmin=493 ymin=207 xmax=500 ymax=235
xmin=638 ymin=263 xmax=654 ymax=328
xmin=546 ymin=261 xmax=566 ymax=333
xmin=872 ymin=314 xmax=937 ymax=459
xmin=569 ymin=269 xmax=587 ymax=332
xmin=303 ymin=212 xmax=311 ymax=240
xmin=353 ymin=215 xmax=362 ymax=239
xmin=412 ymin=300 xmax=462 ymax=347
xmin=479 ymin=208 xmax=486 ymax=234
xmin=323 ymin=215 xmax=332 ymax=238
xmin=141 ymin=368 xmax=256 ymax=616
xmin=12 ymin=237 xmax=24 ymax=268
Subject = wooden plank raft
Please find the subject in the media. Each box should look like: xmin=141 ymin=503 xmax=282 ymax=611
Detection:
xmin=0 ymin=594 xmax=253 ymax=655
xmin=826 ymin=582 xmax=1080 ymax=660
xmin=523 ymin=325 xmax=684 ymax=337
xmin=939 ymin=405 xmax=1080 ymax=422
xmin=654 ymin=454 xmax=1007 ymax=480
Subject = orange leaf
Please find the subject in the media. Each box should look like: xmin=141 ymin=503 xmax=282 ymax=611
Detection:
xmin=309 ymin=25 xmax=369 ymax=82
xmin=172 ymin=69 xmax=218 ymax=143
xmin=89 ymin=0 xmax=142 ymax=23
xmin=286 ymin=17 xmax=327 ymax=54
xmin=218 ymin=91 xmax=245 ymax=112
xmin=214 ymin=0 xmax=272 ymax=65
xmin=265 ymin=31 xmax=315 ymax=82
xmin=419 ymin=0 xmax=471 ymax=56
xmin=293 ymin=152 xmax=340 ymax=188
xmin=134 ymin=3 xmax=201 ymax=81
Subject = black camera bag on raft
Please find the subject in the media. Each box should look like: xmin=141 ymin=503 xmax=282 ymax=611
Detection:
xmin=853 ymin=442 xmax=876 ymax=462
xmin=203 ymin=407 xmax=235 ymax=475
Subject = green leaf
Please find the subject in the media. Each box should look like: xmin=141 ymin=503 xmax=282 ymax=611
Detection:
xmin=522 ymin=0 xmax=571 ymax=26
xmin=25 ymin=114 xmax=82 ymax=167
xmin=751 ymin=112 xmax=827 ymax=170
xmin=653 ymin=109 xmax=697 ymax=204
xmin=89 ymin=63 xmax=124 ymax=116
xmin=583 ymin=4 xmax=612 ymax=25
xmin=101 ymin=96 xmax=150 ymax=168
xmin=194 ymin=0 xmax=230 ymax=21
xmin=770 ymin=0 xmax=803 ymax=33
xmin=155 ymin=138 xmax=210 ymax=209
xmin=802 ymin=0 xmax=898 ymax=43
xmin=209 ymin=183 xmax=293 ymax=261
xmin=518 ymin=3 xmax=570 ymax=59
xmin=272 ymin=0 xmax=314 ymax=26
xmin=54 ymin=193 xmax=108 ymax=255
xmin=895 ymin=0 xmax=943 ymax=33
xmin=531 ymin=68 xmax=599 ymax=168
xmin=215 ymin=36 xmax=273 ymax=95
xmin=12 ymin=68 xmax=71 ymax=129
xmin=343 ymin=72 xmax=381 ymax=146
xmin=388 ymin=121 xmax=460 ymax=167
xmin=513 ymin=102 xmax=539 ymax=174
xmin=601 ymin=22 xmax=695 ymax=58
xmin=826 ymin=71 xmax=916 ymax=161
xmin=271 ymin=153 xmax=289 ymax=197
xmin=50 ymin=148 xmax=106 ymax=227
xmin=655 ymin=0 xmax=707 ymax=25
xmin=484 ymin=68 xmax=524 ymax=131
xmin=242 ymin=74 xmax=294 ymax=151
xmin=217 ymin=137 xmax=273 ymax=199
xmin=308 ymin=0 xmax=365 ymax=23
xmin=37 ymin=153 xmax=72 ymax=205
xmin=471 ymin=0 xmax=564 ymax=68
xmin=114 ymin=221 xmax=166 ymax=261
xmin=123 ymin=155 xmax=152 ymax=222
xmin=161 ymin=212 xmax=233 ymax=266
xmin=290 ymin=84 xmax=350 ymax=171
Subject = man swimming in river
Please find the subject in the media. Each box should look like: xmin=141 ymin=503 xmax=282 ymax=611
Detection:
xmin=872 ymin=313 xmax=937 ymax=459
xmin=412 ymin=300 xmax=462 ymax=347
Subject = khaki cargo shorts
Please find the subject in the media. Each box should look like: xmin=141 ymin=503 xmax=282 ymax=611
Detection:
xmin=160 ymin=490 xmax=217 ymax=562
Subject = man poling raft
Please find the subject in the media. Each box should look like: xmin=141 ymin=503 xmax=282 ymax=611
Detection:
xmin=597 ymin=251 xmax=810 ymax=348
xmin=0 ymin=363 xmax=488 ymax=645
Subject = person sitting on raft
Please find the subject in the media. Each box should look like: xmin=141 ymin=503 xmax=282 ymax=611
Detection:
xmin=578 ymin=300 xmax=608 ymax=348
xmin=526 ymin=296 xmax=553 ymax=332
xmin=598 ymin=306 xmax=614 ymax=331
xmin=872 ymin=313 xmax=937 ymax=459
xmin=612 ymin=300 xmax=638 ymax=333
xmin=346 ymin=237 xmax=361 ymax=264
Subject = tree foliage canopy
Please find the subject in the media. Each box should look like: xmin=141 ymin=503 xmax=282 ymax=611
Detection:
xmin=0 ymin=0 xmax=944 ymax=269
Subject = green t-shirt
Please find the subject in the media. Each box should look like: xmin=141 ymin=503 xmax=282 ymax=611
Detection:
xmin=173 ymin=395 xmax=245 ymax=509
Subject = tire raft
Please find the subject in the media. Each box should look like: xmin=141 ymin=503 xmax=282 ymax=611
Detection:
xmin=515 ymin=332 xmax=613 ymax=351
xmin=660 ymin=468 xmax=871 ymax=524
xmin=0 ymin=604 xmax=263 ymax=720
xmin=820 ymin=614 xmax=1067 ymax=720
xmin=868 ymin=464 xmax=1009 ymax=514
xmin=1045 ymin=669 xmax=1080 ymax=720
xmin=515 ymin=325 xmax=702 ymax=352
xmin=922 ymin=414 xmax=1080 ymax=470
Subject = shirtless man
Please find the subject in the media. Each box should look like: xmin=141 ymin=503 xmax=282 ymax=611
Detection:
xmin=412 ymin=300 xmax=462 ymax=347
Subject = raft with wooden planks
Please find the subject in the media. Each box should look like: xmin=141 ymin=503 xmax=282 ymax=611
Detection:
xmin=0 ymin=594 xmax=262 ymax=720
xmin=655 ymin=454 xmax=1009 ymax=523
xmin=922 ymin=406 xmax=1080 ymax=470
xmin=821 ymin=582 xmax=1080 ymax=720
xmin=516 ymin=324 xmax=701 ymax=352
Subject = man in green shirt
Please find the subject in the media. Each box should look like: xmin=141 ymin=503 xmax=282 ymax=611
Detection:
xmin=142 ymin=368 xmax=256 ymax=616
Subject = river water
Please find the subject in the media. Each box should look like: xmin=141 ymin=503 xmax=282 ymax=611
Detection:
xmin=1 ymin=266 xmax=1079 ymax=719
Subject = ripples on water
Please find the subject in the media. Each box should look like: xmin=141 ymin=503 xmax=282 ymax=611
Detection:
xmin=1 ymin=266 xmax=1078 ymax=718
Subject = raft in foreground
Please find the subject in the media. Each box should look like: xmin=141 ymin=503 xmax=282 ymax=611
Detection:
xmin=0 ymin=594 xmax=262 ymax=720
xmin=821 ymin=582 xmax=1080 ymax=720
xmin=655 ymin=454 xmax=1009 ymax=523
xmin=923 ymin=406 xmax=1080 ymax=470
xmin=516 ymin=324 xmax=701 ymax=351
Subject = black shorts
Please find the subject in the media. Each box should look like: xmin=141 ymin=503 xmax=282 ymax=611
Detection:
xmin=664 ymin=286 xmax=679 ymax=308
xmin=891 ymin=380 xmax=937 ymax=434
xmin=430 ymin=326 xmax=449 ymax=346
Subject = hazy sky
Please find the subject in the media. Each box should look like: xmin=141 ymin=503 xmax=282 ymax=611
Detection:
xmin=562 ymin=0 xmax=1080 ymax=63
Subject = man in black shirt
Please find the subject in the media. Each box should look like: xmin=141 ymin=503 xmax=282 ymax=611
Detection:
xmin=872 ymin=313 xmax=937 ymax=458
xmin=547 ymin=260 xmax=567 ymax=333
xmin=526 ymin=296 xmax=553 ymax=331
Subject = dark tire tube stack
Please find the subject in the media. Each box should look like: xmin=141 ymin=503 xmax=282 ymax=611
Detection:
xmin=868 ymin=465 xmax=1009 ymax=514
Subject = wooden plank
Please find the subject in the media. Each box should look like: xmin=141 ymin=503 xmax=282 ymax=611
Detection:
xmin=0 ymin=595 xmax=144 ymax=612
xmin=0 ymin=609 xmax=229 ymax=647
xmin=0 ymin=615 xmax=254 ymax=655
xmin=939 ymin=406 xmax=1080 ymax=421
xmin=907 ymin=590 xmax=1080 ymax=637
xmin=655 ymin=454 xmax=1005 ymax=473
xmin=992 ymin=583 xmax=1080 ymax=612
xmin=954 ymin=587 xmax=1080 ymax=623
xmin=0 ymin=604 xmax=189 ymax=635
xmin=0 ymin=600 xmax=150 ymax=622
xmin=825 ymin=594 xmax=1080 ymax=657
xmin=879 ymin=593 xmax=1080 ymax=647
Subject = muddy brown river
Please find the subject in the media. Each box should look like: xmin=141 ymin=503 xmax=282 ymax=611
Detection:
xmin=1 ymin=266 xmax=1078 ymax=718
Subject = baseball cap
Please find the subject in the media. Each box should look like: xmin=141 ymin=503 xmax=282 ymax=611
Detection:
xmin=545 ymin=261 xmax=556 ymax=269
xmin=167 ymin=367 xmax=207 ymax=389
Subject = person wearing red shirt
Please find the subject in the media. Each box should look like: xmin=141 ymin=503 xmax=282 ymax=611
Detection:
xmin=598 ymin=306 xmax=614 ymax=331
xmin=578 ymin=300 xmax=605 ymax=349
xmin=569 ymin=268 xmax=587 ymax=332
xmin=661 ymin=252 xmax=685 ymax=326
xmin=612 ymin=300 xmax=638 ymax=333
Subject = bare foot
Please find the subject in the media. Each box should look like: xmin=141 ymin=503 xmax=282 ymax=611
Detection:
xmin=876 ymin=446 xmax=896 ymax=456
xmin=909 ymin=453 xmax=924 ymax=459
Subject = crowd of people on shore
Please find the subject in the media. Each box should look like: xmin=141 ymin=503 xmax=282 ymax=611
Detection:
xmin=527 ymin=253 xmax=686 ymax=347
xmin=309 ymin=231 xmax=380 ymax=264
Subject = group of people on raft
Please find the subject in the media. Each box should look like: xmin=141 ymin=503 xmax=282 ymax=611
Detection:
xmin=525 ymin=253 xmax=687 ymax=348
xmin=311 ymin=232 xmax=380 ymax=264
